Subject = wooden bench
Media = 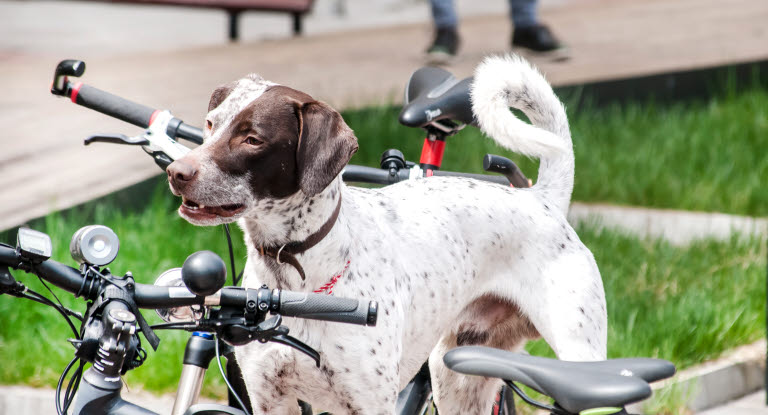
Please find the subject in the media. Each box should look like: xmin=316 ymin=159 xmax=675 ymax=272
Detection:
xmin=104 ymin=0 xmax=315 ymax=41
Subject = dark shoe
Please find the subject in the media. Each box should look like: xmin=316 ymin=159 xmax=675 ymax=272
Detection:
xmin=427 ymin=27 xmax=460 ymax=64
xmin=512 ymin=24 xmax=570 ymax=60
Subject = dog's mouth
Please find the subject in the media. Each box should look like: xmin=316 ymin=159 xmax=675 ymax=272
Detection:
xmin=180 ymin=198 xmax=246 ymax=220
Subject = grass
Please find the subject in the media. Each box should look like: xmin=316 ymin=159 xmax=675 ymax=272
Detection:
xmin=524 ymin=225 xmax=766 ymax=369
xmin=0 ymin=188 xmax=246 ymax=397
xmin=343 ymin=82 xmax=768 ymax=216
xmin=0 ymin=187 xmax=764 ymax=399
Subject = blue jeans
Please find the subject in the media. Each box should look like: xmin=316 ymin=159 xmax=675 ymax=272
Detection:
xmin=430 ymin=0 xmax=538 ymax=29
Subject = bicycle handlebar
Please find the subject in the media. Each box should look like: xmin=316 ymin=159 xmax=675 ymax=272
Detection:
xmin=53 ymin=69 xmax=204 ymax=145
xmin=72 ymin=83 xmax=204 ymax=145
xmin=342 ymin=165 xmax=409 ymax=185
xmin=342 ymin=164 xmax=512 ymax=186
xmin=71 ymin=83 xmax=157 ymax=129
xmin=0 ymin=245 xmax=376 ymax=327
xmin=430 ymin=170 xmax=509 ymax=185
xmin=49 ymin=60 xmax=525 ymax=188
xmin=278 ymin=291 xmax=377 ymax=326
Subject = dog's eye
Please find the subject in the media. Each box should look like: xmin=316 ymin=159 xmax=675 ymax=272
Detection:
xmin=245 ymin=136 xmax=263 ymax=146
xmin=206 ymin=120 xmax=213 ymax=130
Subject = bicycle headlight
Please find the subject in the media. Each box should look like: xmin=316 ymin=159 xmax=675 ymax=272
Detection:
xmin=70 ymin=225 xmax=119 ymax=267
xmin=154 ymin=268 xmax=203 ymax=322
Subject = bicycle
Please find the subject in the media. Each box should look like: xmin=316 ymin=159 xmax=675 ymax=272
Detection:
xmin=0 ymin=225 xmax=377 ymax=415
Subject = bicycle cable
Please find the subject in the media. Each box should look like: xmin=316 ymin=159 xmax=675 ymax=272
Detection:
xmin=62 ymin=359 xmax=85 ymax=414
xmin=504 ymin=381 xmax=569 ymax=415
xmin=214 ymin=334 xmax=252 ymax=415
xmin=20 ymin=287 xmax=81 ymax=338
xmin=55 ymin=356 xmax=82 ymax=415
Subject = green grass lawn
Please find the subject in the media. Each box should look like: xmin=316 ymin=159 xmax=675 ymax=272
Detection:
xmin=0 ymin=188 xmax=764 ymax=396
xmin=344 ymin=83 xmax=768 ymax=216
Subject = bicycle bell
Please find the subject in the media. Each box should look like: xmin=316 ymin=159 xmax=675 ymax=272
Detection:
xmin=182 ymin=250 xmax=227 ymax=297
xmin=70 ymin=225 xmax=120 ymax=267
xmin=154 ymin=268 xmax=203 ymax=322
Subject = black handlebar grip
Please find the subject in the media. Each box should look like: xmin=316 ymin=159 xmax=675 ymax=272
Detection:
xmin=174 ymin=122 xmax=204 ymax=145
xmin=430 ymin=170 xmax=510 ymax=186
xmin=70 ymin=84 xmax=157 ymax=128
xmin=278 ymin=291 xmax=377 ymax=326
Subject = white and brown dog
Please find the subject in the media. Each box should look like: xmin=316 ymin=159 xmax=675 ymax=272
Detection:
xmin=167 ymin=55 xmax=607 ymax=415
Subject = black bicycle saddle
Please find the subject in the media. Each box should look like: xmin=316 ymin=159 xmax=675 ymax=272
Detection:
xmin=444 ymin=346 xmax=675 ymax=414
xmin=398 ymin=66 xmax=475 ymax=129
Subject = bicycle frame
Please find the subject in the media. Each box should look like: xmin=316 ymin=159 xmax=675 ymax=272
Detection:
xmin=419 ymin=134 xmax=447 ymax=173
xmin=171 ymin=332 xmax=248 ymax=415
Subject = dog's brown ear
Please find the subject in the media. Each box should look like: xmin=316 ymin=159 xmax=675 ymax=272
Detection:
xmin=208 ymin=82 xmax=236 ymax=112
xmin=295 ymin=101 xmax=359 ymax=196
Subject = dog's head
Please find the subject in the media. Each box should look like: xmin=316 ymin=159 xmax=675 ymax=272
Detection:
xmin=167 ymin=75 xmax=358 ymax=226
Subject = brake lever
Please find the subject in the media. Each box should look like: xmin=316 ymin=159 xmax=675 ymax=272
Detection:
xmin=254 ymin=315 xmax=321 ymax=366
xmin=0 ymin=267 xmax=24 ymax=295
xmin=85 ymin=134 xmax=150 ymax=146
xmin=147 ymin=151 xmax=173 ymax=171
xmin=270 ymin=334 xmax=321 ymax=367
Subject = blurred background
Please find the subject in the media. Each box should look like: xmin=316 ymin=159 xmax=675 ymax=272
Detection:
xmin=0 ymin=0 xmax=766 ymax=414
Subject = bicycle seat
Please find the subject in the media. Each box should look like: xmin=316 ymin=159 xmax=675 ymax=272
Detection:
xmin=444 ymin=346 xmax=673 ymax=413
xmin=399 ymin=66 xmax=475 ymax=129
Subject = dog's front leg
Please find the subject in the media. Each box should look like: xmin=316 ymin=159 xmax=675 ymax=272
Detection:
xmin=235 ymin=343 xmax=304 ymax=415
xmin=235 ymin=336 xmax=400 ymax=415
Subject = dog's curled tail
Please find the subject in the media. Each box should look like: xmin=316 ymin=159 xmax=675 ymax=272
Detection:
xmin=471 ymin=54 xmax=574 ymax=213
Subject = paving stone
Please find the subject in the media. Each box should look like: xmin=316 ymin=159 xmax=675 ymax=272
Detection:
xmin=1 ymin=0 xmax=767 ymax=231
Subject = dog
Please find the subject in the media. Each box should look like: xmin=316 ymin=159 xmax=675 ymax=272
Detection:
xmin=166 ymin=54 xmax=607 ymax=415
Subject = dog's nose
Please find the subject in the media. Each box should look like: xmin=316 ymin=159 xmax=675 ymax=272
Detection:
xmin=167 ymin=159 xmax=198 ymax=189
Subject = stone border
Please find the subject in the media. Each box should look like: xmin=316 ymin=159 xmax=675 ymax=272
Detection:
xmin=628 ymin=340 xmax=766 ymax=414
xmin=568 ymin=202 xmax=768 ymax=245
xmin=0 ymin=383 xmax=221 ymax=414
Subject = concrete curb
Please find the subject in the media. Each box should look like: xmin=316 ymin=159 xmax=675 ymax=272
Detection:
xmin=0 ymin=383 xmax=222 ymax=415
xmin=568 ymin=202 xmax=768 ymax=245
xmin=628 ymin=340 xmax=766 ymax=414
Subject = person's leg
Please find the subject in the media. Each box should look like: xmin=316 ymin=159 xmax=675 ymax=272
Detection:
xmin=427 ymin=0 xmax=460 ymax=62
xmin=509 ymin=0 xmax=568 ymax=58
xmin=431 ymin=0 xmax=458 ymax=29
xmin=509 ymin=0 xmax=538 ymax=29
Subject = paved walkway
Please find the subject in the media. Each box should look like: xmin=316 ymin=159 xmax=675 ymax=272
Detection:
xmin=1 ymin=0 xmax=767 ymax=231
xmin=699 ymin=391 xmax=768 ymax=415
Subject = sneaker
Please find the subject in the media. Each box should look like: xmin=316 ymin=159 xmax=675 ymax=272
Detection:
xmin=427 ymin=27 xmax=460 ymax=65
xmin=511 ymin=24 xmax=570 ymax=61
